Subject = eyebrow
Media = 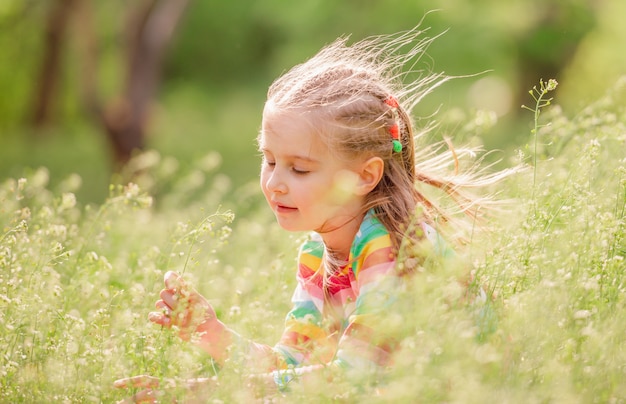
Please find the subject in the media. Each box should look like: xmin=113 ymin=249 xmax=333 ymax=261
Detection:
xmin=259 ymin=147 xmax=320 ymax=163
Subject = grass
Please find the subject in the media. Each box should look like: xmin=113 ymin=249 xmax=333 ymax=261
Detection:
xmin=1 ymin=78 xmax=625 ymax=402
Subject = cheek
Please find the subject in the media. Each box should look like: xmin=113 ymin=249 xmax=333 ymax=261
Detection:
xmin=300 ymin=178 xmax=334 ymax=206
xmin=259 ymin=169 xmax=270 ymax=195
xmin=328 ymin=169 xmax=359 ymax=204
xmin=259 ymin=168 xmax=266 ymax=186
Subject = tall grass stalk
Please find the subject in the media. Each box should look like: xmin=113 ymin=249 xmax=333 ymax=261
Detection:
xmin=522 ymin=78 xmax=558 ymax=198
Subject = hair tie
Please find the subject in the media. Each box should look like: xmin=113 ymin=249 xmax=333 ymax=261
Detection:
xmin=383 ymin=96 xmax=402 ymax=153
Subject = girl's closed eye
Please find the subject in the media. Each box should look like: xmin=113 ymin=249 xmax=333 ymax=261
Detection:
xmin=292 ymin=167 xmax=310 ymax=175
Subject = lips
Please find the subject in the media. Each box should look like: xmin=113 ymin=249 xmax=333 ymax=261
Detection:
xmin=273 ymin=201 xmax=297 ymax=213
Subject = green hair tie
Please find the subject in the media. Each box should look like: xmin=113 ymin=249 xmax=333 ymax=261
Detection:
xmin=392 ymin=139 xmax=403 ymax=153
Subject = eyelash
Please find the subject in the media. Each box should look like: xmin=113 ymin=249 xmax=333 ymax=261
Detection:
xmin=263 ymin=160 xmax=309 ymax=175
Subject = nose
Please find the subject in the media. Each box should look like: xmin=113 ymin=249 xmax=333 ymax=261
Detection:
xmin=263 ymin=167 xmax=287 ymax=194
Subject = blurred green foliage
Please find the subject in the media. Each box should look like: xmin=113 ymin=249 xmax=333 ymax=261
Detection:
xmin=0 ymin=0 xmax=623 ymax=205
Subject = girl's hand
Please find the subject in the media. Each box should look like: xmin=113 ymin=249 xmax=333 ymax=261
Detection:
xmin=149 ymin=271 xmax=217 ymax=342
xmin=113 ymin=374 xmax=215 ymax=403
xmin=113 ymin=375 xmax=163 ymax=403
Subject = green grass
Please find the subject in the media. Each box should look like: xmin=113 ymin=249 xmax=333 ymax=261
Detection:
xmin=1 ymin=79 xmax=624 ymax=402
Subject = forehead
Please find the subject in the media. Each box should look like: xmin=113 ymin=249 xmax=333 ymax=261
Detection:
xmin=259 ymin=106 xmax=330 ymax=158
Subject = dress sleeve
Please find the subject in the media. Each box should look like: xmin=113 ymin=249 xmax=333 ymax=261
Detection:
xmin=236 ymin=269 xmax=329 ymax=372
xmin=272 ymin=280 xmax=323 ymax=367
xmin=272 ymin=238 xmax=334 ymax=369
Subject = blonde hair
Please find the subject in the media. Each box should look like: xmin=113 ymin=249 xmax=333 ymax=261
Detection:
xmin=264 ymin=24 xmax=518 ymax=255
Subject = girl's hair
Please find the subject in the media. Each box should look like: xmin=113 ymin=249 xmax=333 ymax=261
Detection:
xmin=264 ymin=24 xmax=519 ymax=257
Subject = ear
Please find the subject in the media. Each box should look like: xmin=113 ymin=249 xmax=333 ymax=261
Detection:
xmin=355 ymin=157 xmax=384 ymax=196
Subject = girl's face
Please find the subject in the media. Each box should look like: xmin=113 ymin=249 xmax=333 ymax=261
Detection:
xmin=259 ymin=108 xmax=365 ymax=234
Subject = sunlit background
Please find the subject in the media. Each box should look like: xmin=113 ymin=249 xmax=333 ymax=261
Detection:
xmin=1 ymin=0 xmax=624 ymax=205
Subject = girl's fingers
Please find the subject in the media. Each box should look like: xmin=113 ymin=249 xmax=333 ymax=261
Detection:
xmin=160 ymin=289 xmax=179 ymax=310
xmin=115 ymin=389 xmax=160 ymax=404
xmin=164 ymin=271 xmax=184 ymax=290
xmin=150 ymin=300 xmax=172 ymax=326
xmin=148 ymin=311 xmax=170 ymax=326
xmin=113 ymin=375 xmax=160 ymax=389
xmin=158 ymin=290 xmax=178 ymax=310
xmin=155 ymin=300 xmax=169 ymax=311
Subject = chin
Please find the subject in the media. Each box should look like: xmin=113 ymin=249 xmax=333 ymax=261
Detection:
xmin=276 ymin=222 xmax=305 ymax=232
xmin=273 ymin=217 xmax=310 ymax=233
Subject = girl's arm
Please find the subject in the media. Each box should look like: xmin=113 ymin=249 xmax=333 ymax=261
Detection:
xmin=160 ymin=242 xmax=401 ymax=372
xmin=149 ymin=271 xmax=279 ymax=369
xmin=115 ymin=271 xmax=309 ymax=400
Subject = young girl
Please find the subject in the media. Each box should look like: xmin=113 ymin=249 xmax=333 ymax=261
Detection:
xmin=115 ymin=26 xmax=514 ymax=401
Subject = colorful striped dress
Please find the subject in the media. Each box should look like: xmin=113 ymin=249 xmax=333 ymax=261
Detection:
xmin=273 ymin=210 xmax=400 ymax=370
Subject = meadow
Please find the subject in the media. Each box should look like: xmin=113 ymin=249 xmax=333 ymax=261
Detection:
xmin=1 ymin=78 xmax=624 ymax=402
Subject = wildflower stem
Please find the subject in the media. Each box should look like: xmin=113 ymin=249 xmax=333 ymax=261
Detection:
xmin=521 ymin=78 xmax=558 ymax=200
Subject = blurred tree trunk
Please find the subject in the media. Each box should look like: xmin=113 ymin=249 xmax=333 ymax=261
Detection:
xmin=515 ymin=2 xmax=596 ymax=113
xmin=30 ymin=0 xmax=75 ymax=128
xmin=77 ymin=0 xmax=190 ymax=168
